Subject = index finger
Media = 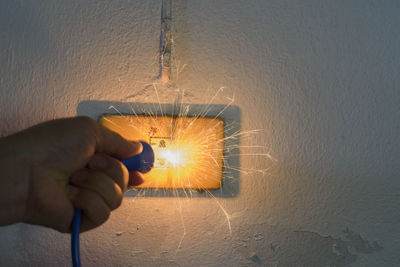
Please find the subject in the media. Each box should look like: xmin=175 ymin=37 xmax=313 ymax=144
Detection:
xmin=94 ymin=122 xmax=142 ymax=158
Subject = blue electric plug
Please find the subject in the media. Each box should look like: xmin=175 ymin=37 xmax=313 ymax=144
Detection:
xmin=120 ymin=141 xmax=155 ymax=173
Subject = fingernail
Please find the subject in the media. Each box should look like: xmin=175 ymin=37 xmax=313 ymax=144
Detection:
xmin=127 ymin=141 xmax=143 ymax=154
xmin=90 ymin=154 xmax=108 ymax=169
xmin=71 ymin=169 xmax=89 ymax=185
xmin=118 ymin=141 xmax=143 ymax=158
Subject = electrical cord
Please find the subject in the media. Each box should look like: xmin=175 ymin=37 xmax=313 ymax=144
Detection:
xmin=71 ymin=208 xmax=82 ymax=267
xmin=70 ymin=141 xmax=154 ymax=267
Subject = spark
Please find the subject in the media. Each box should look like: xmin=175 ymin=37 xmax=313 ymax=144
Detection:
xmin=175 ymin=197 xmax=186 ymax=255
xmin=152 ymin=83 xmax=164 ymax=117
xmin=106 ymin=85 xmax=275 ymax=253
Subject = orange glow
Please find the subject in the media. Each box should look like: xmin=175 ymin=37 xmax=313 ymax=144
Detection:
xmin=100 ymin=115 xmax=224 ymax=189
xmin=157 ymin=149 xmax=181 ymax=166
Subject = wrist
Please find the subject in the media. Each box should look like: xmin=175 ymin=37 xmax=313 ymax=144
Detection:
xmin=0 ymin=134 xmax=31 ymax=225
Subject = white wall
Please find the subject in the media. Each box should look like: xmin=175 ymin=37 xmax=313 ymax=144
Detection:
xmin=1 ymin=0 xmax=399 ymax=266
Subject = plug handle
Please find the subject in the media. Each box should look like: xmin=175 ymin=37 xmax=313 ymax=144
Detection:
xmin=120 ymin=141 xmax=154 ymax=173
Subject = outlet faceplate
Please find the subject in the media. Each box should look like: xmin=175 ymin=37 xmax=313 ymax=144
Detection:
xmin=100 ymin=115 xmax=224 ymax=189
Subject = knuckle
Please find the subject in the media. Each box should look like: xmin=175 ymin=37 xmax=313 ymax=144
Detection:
xmin=102 ymin=209 xmax=111 ymax=223
xmin=108 ymin=160 xmax=128 ymax=191
xmin=94 ymin=208 xmax=110 ymax=226
xmin=76 ymin=116 xmax=94 ymax=124
xmin=111 ymin=191 xmax=123 ymax=210
xmin=76 ymin=116 xmax=97 ymax=130
xmin=118 ymin=161 xmax=130 ymax=190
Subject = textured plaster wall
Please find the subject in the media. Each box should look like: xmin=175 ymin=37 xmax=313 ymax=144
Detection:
xmin=1 ymin=0 xmax=399 ymax=266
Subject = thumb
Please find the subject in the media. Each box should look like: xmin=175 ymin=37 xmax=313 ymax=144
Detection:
xmin=94 ymin=123 xmax=142 ymax=159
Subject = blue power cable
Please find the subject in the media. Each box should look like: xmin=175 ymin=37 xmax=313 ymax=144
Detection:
xmin=71 ymin=141 xmax=154 ymax=267
xmin=71 ymin=208 xmax=82 ymax=267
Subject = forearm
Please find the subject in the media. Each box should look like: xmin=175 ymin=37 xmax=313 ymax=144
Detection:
xmin=0 ymin=134 xmax=30 ymax=226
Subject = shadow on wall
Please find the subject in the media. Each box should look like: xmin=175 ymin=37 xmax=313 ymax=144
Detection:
xmin=233 ymin=223 xmax=383 ymax=266
xmin=77 ymin=100 xmax=241 ymax=198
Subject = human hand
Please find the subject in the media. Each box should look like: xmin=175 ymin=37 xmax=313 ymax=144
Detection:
xmin=0 ymin=117 xmax=142 ymax=232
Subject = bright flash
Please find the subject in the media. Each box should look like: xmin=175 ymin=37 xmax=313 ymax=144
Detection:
xmin=101 ymin=115 xmax=224 ymax=189
xmin=157 ymin=149 xmax=181 ymax=167
xmin=150 ymin=137 xmax=185 ymax=168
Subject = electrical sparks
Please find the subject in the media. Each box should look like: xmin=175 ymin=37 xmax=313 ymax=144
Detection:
xmin=104 ymin=86 xmax=275 ymax=254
